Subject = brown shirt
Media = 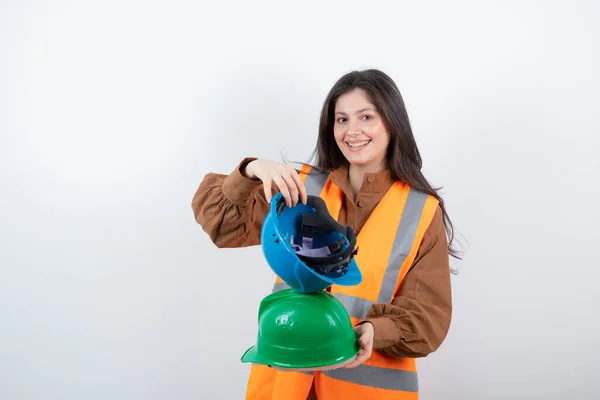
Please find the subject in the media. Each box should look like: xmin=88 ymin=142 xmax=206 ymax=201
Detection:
xmin=191 ymin=157 xmax=452 ymax=359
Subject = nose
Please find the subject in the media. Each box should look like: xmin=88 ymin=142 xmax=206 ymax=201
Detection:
xmin=347 ymin=120 xmax=361 ymax=136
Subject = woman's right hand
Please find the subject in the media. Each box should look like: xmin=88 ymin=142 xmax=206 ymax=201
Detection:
xmin=243 ymin=159 xmax=308 ymax=207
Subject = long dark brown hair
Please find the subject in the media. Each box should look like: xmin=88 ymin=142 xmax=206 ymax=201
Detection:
xmin=308 ymin=69 xmax=462 ymax=260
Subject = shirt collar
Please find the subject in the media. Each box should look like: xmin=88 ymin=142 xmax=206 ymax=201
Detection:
xmin=329 ymin=164 xmax=395 ymax=195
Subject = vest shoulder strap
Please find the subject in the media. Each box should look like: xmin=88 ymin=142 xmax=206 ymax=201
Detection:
xmin=299 ymin=164 xmax=330 ymax=197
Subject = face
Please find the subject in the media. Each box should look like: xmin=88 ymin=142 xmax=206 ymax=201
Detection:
xmin=333 ymin=88 xmax=390 ymax=172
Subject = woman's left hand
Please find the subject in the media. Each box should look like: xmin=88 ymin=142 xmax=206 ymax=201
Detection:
xmin=344 ymin=322 xmax=374 ymax=369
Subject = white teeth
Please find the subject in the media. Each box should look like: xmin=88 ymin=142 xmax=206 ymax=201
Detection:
xmin=347 ymin=140 xmax=370 ymax=148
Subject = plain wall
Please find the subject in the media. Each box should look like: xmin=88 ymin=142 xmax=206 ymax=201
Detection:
xmin=1 ymin=1 xmax=599 ymax=399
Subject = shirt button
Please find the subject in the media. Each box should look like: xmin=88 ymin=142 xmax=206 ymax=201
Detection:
xmin=367 ymin=175 xmax=375 ymax=183
xmin=358 ymin=200 xmax=367 ymax=208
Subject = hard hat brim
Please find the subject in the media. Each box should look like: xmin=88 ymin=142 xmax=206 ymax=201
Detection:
xmin=301 ymin=256 xmax=362 ymax=286
xmin=240 ymin=343 xmax=360 ymax=370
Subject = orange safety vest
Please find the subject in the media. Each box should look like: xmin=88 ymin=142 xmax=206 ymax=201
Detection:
xmin=245 ymin=164 xmax=440 ymax=400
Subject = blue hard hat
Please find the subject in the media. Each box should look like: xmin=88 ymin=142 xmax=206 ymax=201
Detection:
xmin=260 ymin=192 xmax=362 ymax=293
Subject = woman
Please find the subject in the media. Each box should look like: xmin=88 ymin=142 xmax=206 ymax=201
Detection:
xmin=191 ymin=69 xmax=459 ymax=399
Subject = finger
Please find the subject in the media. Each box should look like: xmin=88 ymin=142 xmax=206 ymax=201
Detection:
xmin=272 ymin=175 xmax=292 ymax=207
xmin=290 ymin=169 xmax=308 ymax=205
xmin=281 ymin=173 xmax=299 ymax=207
xmin=343 ymin=361 xmax=359 ymax=369
xmin=263 ymin=180 xmax=272 ymax=204
xmin=359 ymin=334 xmax=373 ymax=350
xmin=344 ymin=350 xmax=367 ymax=369
xmin=363 ymin=342 xmax=372 ymax=357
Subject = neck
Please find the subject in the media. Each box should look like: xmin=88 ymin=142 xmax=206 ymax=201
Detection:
xmin=348 ymin=162 xmax=385 ymax=198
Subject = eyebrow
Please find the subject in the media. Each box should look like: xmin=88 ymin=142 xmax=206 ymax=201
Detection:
xmin=335 ymin=107 xmax=377 ymax=115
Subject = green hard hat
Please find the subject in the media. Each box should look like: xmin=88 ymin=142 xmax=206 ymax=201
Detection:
xmin=241 ymin=289 xmax=360 ymax=369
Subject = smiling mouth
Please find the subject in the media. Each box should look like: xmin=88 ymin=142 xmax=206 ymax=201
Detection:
xmin=346 ymin=140 xmax=371 ymax=149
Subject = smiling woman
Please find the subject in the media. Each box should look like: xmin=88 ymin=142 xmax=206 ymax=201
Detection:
xmin=334 ymin=90 xmax=391 ymax=171
xmin=191 ymin=69 xmax=460 ymax=400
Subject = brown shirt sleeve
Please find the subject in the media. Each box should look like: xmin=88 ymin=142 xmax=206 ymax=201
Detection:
xmin=364 ymin=206 xmax=453 ymax=358
xmin=191 ymin=157 xmax=271 ymax=248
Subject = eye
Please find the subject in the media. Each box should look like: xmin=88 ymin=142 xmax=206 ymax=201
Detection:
xmin=337 ymin=117 xmax=347 ymax=123
xmin=362 ymin=115 xmax=372 ymax=120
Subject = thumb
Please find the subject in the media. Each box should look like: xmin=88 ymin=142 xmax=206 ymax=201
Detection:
xmin=359 ymin=335 xmax=370 ymax=348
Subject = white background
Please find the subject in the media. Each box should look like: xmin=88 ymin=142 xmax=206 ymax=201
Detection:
xmin=1 ymin=1 xmax=599 ymax=399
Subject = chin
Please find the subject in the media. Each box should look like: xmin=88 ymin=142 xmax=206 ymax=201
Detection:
xmin=342 ymin=153 xmax=385 ymax=170
xmin=345 ymin=157 xmax=373 ymax=167
xmin=347 ymin=159 xmax=369 ymax=165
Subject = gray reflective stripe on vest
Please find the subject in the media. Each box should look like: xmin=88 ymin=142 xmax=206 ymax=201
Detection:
xmin=272 ymin=281 xmax=290 ymax=293
xmin=378 ymin=187 xmax=428 ymax=303
xmin=334 ymin=293 xmax=372 ymax=320
xmin=323 ymin=364 xmax=418 ymax=392
xmin=304 ymin=167 xmax=329 ymax=196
